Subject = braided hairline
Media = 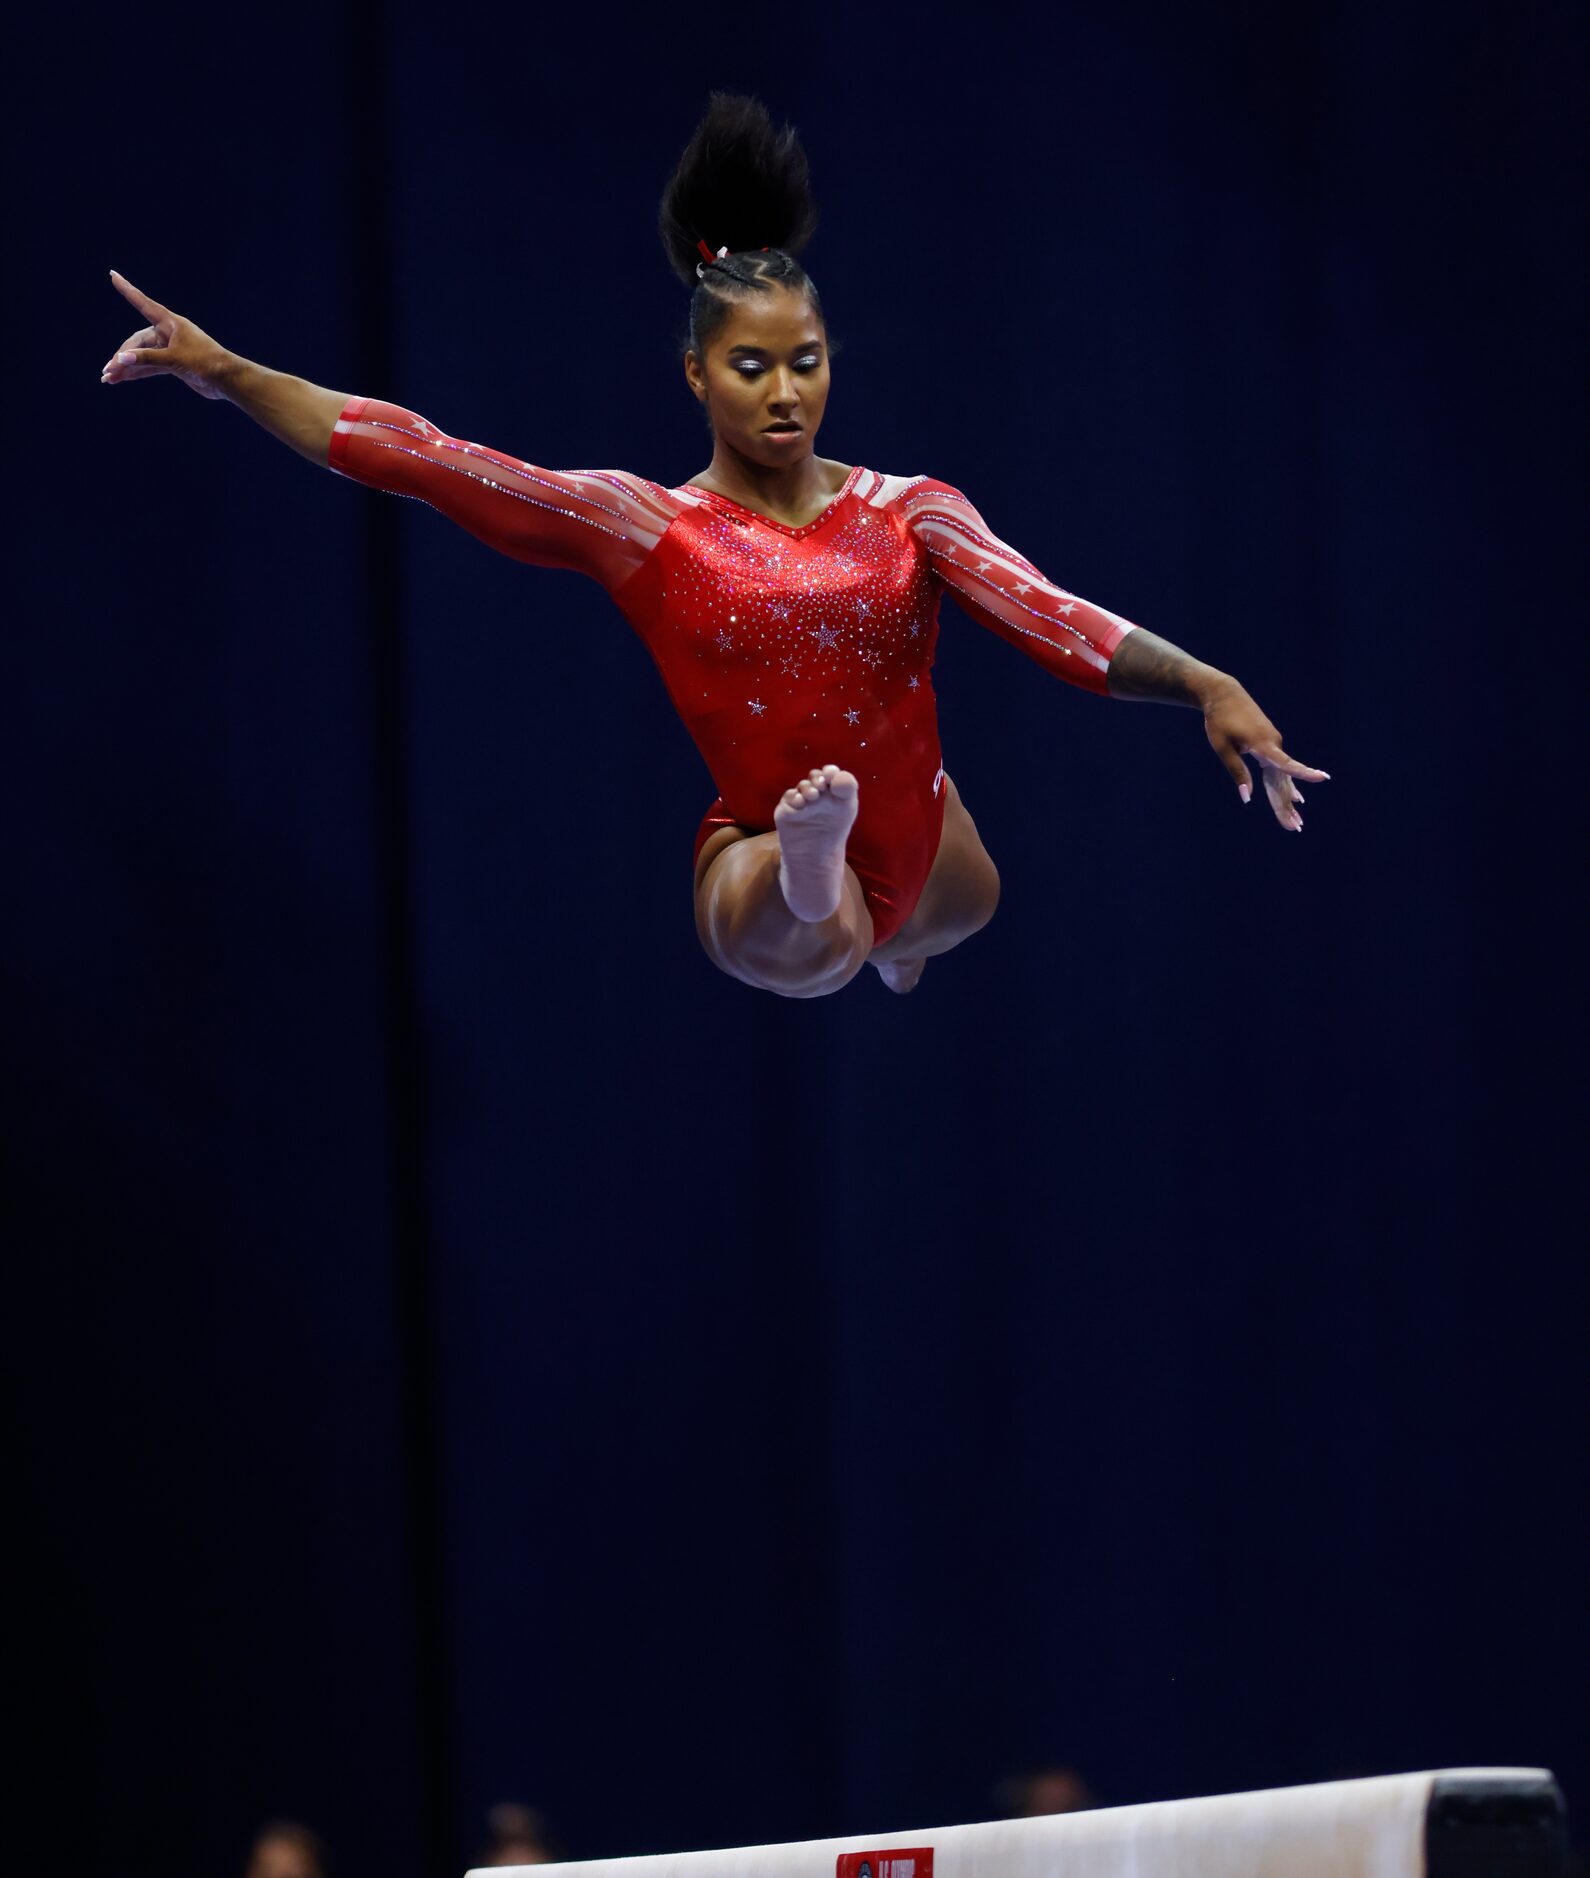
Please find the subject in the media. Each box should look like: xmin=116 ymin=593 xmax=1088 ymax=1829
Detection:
xmin=697 ymin=248 xmax=802 ymax=288
xmin=687 ymin=248 xmax=820 ymax=359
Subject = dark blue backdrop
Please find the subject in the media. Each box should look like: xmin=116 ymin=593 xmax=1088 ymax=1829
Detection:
xmin=8 ymin=4 xmax=1585 ymax=1876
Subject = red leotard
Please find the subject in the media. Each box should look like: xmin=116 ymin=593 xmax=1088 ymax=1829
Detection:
xmin=329 ymin=396 xmax=1139 ymax=944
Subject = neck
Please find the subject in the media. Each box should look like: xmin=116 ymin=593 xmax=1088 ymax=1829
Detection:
xmin=703 ymin=437 xmax=831 ymax=512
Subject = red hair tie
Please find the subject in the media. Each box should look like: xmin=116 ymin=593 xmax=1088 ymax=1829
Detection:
xmin=694 ymin=241 xmax=774 ymax=278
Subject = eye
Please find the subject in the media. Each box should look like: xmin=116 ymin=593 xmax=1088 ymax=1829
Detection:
xmin=733 ymin=355 xmax=822 ymax=379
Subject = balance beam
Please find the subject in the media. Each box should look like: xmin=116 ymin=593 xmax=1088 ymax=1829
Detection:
xmin=475 ymin=1768 xmax=1567 ymax=1877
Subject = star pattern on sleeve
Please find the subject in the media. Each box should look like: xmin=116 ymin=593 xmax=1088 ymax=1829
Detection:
xmin=897 ymin=477 xmax=1135 ymax=692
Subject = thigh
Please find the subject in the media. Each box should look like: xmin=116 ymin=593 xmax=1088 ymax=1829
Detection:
xmin=693 ymin=820 xmax=765 ymax=966
xmin=868 ymin=773 xmax=1000 ymax=962
xmin=693 ymin=820 xmax=757 ymax=896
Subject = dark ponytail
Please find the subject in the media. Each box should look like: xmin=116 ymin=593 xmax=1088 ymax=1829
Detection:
xmin=658 ymin=92 xmax=830 ymax=362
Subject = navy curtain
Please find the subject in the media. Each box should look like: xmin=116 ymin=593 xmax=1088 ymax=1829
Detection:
xmin=8 ymin=4 xmax=1584 ymax=1875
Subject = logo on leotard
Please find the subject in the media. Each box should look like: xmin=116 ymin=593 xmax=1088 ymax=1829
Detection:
xmin=837 ymin=1854 xmax=932 ymax=1878
xmin=932 ymin=766 xmax=945 ymax=797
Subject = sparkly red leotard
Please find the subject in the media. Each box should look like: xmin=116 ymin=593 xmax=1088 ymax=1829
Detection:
xmin=329 ymin=396 xmax=1139 ymax=944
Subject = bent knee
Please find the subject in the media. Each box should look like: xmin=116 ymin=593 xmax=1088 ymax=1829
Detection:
xmin=701 ymin=928 xmax=868 ymax=998
xmin=697 ymin=889 xmax=872 ymax=995
xmin=730 ymin=915 xmax=871 ymax=994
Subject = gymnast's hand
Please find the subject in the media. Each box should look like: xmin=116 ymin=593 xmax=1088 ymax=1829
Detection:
xmin=1106 ymin=629 xmax=1330 ymax=832
xmin=1200 ymin=677 xmax=1329 ymax=833
xmin=101 ymin=271 xmax=231 ymax=399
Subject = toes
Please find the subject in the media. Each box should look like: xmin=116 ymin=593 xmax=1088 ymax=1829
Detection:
xmin=781 ymin=766 xmax=857 ymax=809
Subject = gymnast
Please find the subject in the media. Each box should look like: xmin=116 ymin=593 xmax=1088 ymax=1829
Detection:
xmin=100 ymin=92 xmax=1328 ymax=1000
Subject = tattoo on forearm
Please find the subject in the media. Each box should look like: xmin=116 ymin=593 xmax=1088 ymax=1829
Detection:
xmin=1106 ymin=628 xmax=1214 ymax=706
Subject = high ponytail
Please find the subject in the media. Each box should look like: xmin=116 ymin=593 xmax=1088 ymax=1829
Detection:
xmin=658 ymin=92 xmax=829 ymax=362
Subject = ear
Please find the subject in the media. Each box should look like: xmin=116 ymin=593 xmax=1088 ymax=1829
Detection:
xmin=683 ymin=349 xmax=707 ymax=404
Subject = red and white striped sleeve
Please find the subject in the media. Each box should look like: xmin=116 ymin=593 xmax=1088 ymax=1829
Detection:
xmin=894 ymin=476 xmax=1137 ymax=695
xmin=328 ymin=395 xmax=682 ymax=593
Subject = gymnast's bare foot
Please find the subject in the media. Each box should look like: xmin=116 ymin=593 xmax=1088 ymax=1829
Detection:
xmin=774 ymin=764 xmax=859 ymax=922
xmin=872 ymin=955 xmax=927 ymax=994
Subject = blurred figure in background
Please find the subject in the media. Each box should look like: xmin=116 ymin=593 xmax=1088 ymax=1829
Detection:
xmin=478 ymin=1800 xmax=557 ymax=1865
xmin=243 ymin=1820 xmax=329 ymax=1878
xmin=996 ymin=1763 xmax=1097 ymax=1817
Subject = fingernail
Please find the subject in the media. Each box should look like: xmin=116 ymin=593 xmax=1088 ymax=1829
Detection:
xmin=1238 ymin=784 xmax=1251 ymax=803
xmin=117 ymin=350 xmax=134 ymax=364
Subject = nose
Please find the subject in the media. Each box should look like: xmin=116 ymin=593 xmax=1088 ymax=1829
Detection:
xmin=766 ymin=366 xmax=799 ymax=411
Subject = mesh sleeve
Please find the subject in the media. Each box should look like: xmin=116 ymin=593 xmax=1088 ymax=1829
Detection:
xmin=328 ymin=395 xmax=682 ymax=593
xmin=898 ymin=477 xmax=1136 ymax=695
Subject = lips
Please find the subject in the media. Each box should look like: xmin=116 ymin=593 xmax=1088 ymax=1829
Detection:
xmin=764 ymin=423 xmax=802 ymax=433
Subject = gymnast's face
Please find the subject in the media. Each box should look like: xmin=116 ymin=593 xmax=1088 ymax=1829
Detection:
xmin=685 ymin=286 xmax=831 ymax=465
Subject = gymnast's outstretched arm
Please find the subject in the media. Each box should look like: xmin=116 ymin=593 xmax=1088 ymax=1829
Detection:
xmin=899 ymin=476 xmax=1329 ymax=830
xmin=99 ymin=270 xmax=678 ymax=592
